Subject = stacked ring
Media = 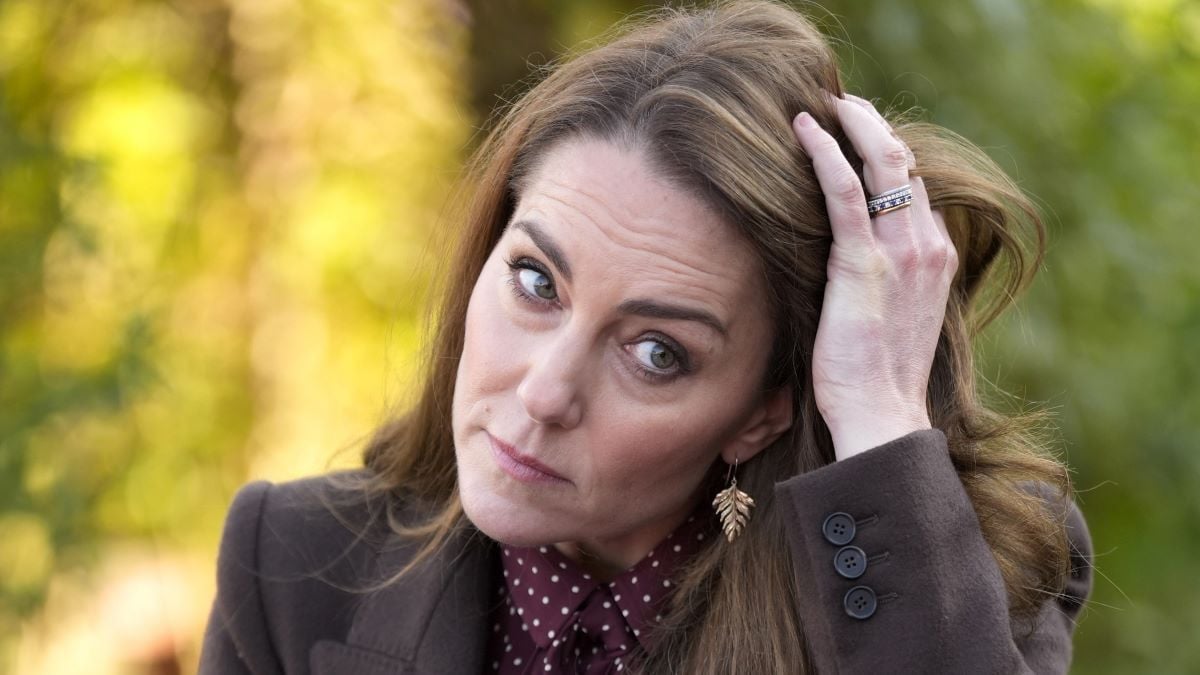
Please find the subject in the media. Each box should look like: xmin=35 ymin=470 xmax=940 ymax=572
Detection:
xmin=865 ymin=184 xmax=913 ymax=217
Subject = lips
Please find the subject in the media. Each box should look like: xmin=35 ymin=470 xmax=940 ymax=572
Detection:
xmin=487 ymin=432 xmax=569 ymax=483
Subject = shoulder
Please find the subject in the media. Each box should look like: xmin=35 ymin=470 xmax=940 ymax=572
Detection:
xmin=209 ymin=468 xmax=417 ymax=673
xmin=217 ymin=468 xmax=389 ymax=583
xmin=1020 ymin=479 xmax=1094 ymax=617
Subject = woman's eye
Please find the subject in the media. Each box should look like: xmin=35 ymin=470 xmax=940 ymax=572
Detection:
xmin=632 ymin=339 xmax=679 ymax=372
xmin=514 ymin=265 xmax=556 ymax=300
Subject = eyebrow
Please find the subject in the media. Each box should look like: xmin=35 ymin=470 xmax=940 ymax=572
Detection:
xmin=513 ymin=219 xmax=573 ymax=283
xmin=618 ymin=298 xmax=729 ymax=338
xmin=510 ymin=218 xmax=729 ymax=338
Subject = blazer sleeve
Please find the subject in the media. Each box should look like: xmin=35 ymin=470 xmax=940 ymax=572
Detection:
xmin=774 ymin=428 xmax=1093 ymax=674
xmin=199 ymin=480 xmax=285 ymax=675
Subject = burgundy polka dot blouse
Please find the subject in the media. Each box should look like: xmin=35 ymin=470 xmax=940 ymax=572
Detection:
xmin=485 ymin=507 xmax=715 ymax=674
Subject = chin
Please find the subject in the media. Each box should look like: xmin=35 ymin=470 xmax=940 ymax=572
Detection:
xmin=456 ymin=463 xmax=562 ymax=546
xmin=460 ymin=487 xmax=559 ymax=547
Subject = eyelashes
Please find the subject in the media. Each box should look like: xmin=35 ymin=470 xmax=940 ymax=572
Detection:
xmin=503 ymin=256 xmax=556 ymax=305
xmin=502 ymin=255 xmax=692 ymax=383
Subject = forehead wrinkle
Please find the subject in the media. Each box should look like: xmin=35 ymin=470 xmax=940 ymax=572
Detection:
xmin=530 ymin=175 xmax=744 ymax=291
xmin=530 ymin=181 xmax=728 ymax=259
xmin=522 ymin=205 xmax=752 ymax=341
xmin=605 ymin=249 xmax=741 ymax=330
xmin=518 ymin=143 xmax=763 ymax=335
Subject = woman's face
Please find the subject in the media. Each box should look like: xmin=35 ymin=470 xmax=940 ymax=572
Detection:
xmin=452 ymin=137 xmax=792 ymax=570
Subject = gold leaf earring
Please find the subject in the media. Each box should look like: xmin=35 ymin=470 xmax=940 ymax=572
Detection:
xmin=712 ymin=456 xmax=754 ymax=542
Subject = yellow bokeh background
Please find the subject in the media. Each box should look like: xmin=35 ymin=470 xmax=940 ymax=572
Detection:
xmin=3 ymin=0 xmax=467 ymax=671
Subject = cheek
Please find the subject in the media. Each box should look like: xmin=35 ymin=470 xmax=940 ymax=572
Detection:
xmin=582 ymin=411 xmax=727 ymax=492
xmin=579 ymin=364 xmax=761 ymax=496
xmin=457 ymin=270 xmax=526 ymax=402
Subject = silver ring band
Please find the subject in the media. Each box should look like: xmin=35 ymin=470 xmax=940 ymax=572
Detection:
xmin=866 ymin=184 xmax=913 ymax=217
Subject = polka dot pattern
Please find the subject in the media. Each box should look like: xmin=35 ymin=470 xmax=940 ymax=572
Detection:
xmin=485 ymin=508 xmax=714 ymax=674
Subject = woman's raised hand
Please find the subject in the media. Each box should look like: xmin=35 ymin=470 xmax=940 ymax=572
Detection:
xmin=791 ymin=93 xmax=958 ymax=461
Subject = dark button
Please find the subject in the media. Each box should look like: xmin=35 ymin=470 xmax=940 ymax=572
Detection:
xmin=822 ymin=512 xmax=856 ymax=545
xmin=833 ymin=545 xmax=867 ymax=579
xmin=843 ymin=585 xmax=877 ymax=620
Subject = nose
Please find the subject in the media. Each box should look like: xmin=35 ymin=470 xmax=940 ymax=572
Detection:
xmin=516 ymin=333 xmax=585 ymax=429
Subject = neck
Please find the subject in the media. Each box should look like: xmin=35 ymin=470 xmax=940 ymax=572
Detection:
xmin=553 ymin=492 xmax=701 ymax=582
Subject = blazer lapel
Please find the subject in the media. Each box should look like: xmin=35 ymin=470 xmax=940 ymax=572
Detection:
xmin=311 ymin=525 xmax=497 ymax=675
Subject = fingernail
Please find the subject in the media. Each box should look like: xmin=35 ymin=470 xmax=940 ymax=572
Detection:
xmin=795 ymin=112 xmax=816 ymax=129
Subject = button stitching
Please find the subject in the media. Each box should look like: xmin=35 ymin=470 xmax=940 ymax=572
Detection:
xmin=821 ymin=512 xmax=857 ymax=545
xmin=833 ymin=545 xmax=868 ymax=579
xmin=842 ymin=585 xmax=878 ymax=619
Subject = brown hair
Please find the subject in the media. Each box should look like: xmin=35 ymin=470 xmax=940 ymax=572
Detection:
xmin=336 ymin=1 xmax=1073 ymax=672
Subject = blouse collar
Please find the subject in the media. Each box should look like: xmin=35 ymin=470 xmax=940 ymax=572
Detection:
xmin=498 ymin=508 xmax=713 ymax=653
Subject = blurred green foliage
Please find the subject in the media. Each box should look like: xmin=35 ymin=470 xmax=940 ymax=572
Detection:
xmin=0 ymin=0 xmax=1195 ymax=673
xmin=815 ymin=2 xmax=1199 ymax=671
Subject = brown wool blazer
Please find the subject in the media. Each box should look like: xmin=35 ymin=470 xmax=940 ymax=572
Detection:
xmin=199 ymin=429 xmax=1094 ymax=674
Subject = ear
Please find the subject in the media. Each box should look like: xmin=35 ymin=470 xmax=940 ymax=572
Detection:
xmin=719 ymin=384 xmax=794 ymax=465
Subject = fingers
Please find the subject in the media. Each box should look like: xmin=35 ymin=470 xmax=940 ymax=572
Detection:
xmin=842 ymin=94 xmax=916 ymax=170
xmin=841 ymin=95 xmax=957 ymax=277
xmin=830 ymin=96 xmax=925 ymax=252
xmin=829 ymin=95 xmax=910 ymax=198
xmin=791 ymin=111 xmax=874 ymax=253
xmin=791 ymin=92 xmax=958 ymax=280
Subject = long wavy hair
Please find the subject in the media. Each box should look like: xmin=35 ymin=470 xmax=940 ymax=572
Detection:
xmin=331 ymin=1 xmax=1073 ymax=672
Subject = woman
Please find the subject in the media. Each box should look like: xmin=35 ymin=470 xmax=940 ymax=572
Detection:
xmin=199 ymin=1 xmax=1093 ymax=673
